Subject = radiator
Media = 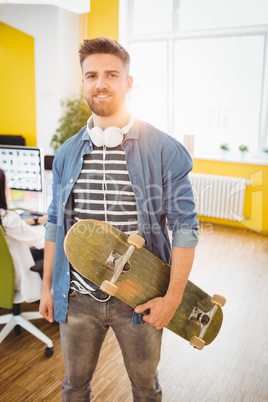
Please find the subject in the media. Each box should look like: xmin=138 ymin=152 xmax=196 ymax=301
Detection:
xmin=188 ymin=173 xmax=249 ymax=221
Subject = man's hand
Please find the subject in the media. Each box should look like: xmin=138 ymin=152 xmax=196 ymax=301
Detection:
xmin=40 ymin=240 xmax=56 ymax=323
xmin=135 ymin=296 xmax=180 ymax=330
xmin=39 ymin=288 xmax=54 ymax=323
xmin=134 ymin=247 xmax=196 ymax=330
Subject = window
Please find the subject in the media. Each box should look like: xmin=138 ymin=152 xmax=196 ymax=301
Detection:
xmin=132 ymin=0 xmax=173 ymax=34
xmin=173 ymin=36 xmax=264 ymax=154
xmin=122 ymin=0 xmax=268 ymax=156
xmin=129 ymin=41 xmax=168 ymax=132
xmin=179 ymin=0 xmax=268 ymax=31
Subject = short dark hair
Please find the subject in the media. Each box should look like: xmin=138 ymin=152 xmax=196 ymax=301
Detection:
xmin=79 ymin=37 xmax=130 ymax=74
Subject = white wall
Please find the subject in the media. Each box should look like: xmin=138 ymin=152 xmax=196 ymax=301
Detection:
xmin=0 ymin=4 xmax=80 ymax=154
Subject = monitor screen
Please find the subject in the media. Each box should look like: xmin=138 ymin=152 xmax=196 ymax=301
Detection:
xmin=0 ymin=145 xmax=43 ymax=192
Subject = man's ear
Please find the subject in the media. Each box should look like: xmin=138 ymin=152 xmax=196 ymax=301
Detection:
xmin=126 ymin=75 xmax=133 ymax=93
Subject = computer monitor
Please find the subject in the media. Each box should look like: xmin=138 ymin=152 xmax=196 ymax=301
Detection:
xmin=0 ymin=145 xmax=43 ymax=192
xmin=0 ymin=134 xmax=26 ymax=146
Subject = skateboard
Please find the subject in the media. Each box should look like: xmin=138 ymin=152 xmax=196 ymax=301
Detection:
xmin=64 ymin=219 xmax=226 ymax=350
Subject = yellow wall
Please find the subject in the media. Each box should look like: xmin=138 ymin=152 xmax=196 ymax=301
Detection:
xmin=0 ymin=22 xmax=36 ymax=146
xmin=79 ymin=0 xmax=119 ymax=41
xmin=193 ymin=159 xmax=268 ymax=235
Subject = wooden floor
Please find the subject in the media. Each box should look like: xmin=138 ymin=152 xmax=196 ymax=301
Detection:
xmin=0 ymin=223 xmax=268 ymax=401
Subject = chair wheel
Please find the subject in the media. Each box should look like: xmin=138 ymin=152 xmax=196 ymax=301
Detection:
xmin=45 ymin=347 xmax=54 ymax=357
xmin=100 ymin=280 xmax=118 ymax=296
xmin=14 ymin=324 xmax=21 ymax=336
xmin=127 ymin=233 xmax=145 ymax=248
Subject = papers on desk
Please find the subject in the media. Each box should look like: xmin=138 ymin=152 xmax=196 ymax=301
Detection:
xmin=14 ymin=209 xmax=25 ymax=215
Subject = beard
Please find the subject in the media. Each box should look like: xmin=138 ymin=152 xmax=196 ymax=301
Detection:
xmin=85 ymin=91 xmax=123 ymax=117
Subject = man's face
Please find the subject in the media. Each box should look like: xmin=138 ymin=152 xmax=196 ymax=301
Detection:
xmin=82 ymin=53 xmax=133 ymax=117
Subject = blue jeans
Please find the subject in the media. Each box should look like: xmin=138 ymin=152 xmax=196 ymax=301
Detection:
xmin=60 ymin=290 xmax=163 ymax=401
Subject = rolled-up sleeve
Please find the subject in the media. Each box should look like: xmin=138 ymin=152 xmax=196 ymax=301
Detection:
xmin=44 ymin=221 xmax=57 ymax=242
xmin=172 ymin=227 xmax=199 ymax=248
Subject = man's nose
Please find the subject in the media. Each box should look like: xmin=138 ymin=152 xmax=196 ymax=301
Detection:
xmin=96 ymin=76 xmax=108 ymax=90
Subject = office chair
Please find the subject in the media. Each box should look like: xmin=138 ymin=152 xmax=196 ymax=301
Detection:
xmin=0 ymin=226 xmax=54 ymax=357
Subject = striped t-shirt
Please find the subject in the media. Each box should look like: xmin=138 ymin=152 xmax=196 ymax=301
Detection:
xmin=70 ymin=144 xmax=139 ymax=297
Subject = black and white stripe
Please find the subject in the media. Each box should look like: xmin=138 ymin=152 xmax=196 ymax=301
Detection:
xmin=72 ymin=145 xmax=138 ymax=234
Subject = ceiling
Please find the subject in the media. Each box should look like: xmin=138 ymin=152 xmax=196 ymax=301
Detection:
xmin=0 ymin=0 xmax=90 ymax=14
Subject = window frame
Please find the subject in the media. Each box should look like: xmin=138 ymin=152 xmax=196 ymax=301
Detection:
xmin=120 ymin=0 xmax=268 ymax=154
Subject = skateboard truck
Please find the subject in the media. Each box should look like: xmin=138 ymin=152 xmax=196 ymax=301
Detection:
xmin=105 ymin=250 xmax=131 ymax=272
xmin=100 ymin=233 xmax=145 ymax=296
xmin=189 ymin=294 xmax=226 ymax=350
xmin=104 ymin=246 xmax=135 ymax=287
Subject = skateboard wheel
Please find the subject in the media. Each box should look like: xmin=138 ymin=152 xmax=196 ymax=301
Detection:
xmin=190 ymin=336 xmax=205 ymax=350
xmin=100 ymin=280 xmax=118 ymax=296
xmin=127 ymin=233 xmax=145 ymax=248
xmin=211 ymin=294 xmax=226 ymax=307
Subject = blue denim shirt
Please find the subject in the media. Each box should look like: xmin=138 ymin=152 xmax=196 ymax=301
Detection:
xmin=45 ymin=119 xmax=199 ymax=324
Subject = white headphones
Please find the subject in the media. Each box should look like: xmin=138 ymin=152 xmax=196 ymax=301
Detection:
xmin=87 ymin=115 xmax=135 ymax=148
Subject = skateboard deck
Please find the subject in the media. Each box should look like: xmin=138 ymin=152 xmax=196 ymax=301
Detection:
xmin=64 ymin=219 xmax=225 ymax=349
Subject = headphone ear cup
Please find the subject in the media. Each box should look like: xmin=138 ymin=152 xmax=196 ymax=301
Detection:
xmin=90 ymin=126 xmax=104 ymax=147
xmin=103 ymin=127 xmax=123 ymax=148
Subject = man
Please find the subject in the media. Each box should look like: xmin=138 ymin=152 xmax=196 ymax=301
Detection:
xmin=40 ymin=37 xmax=199 ymax=401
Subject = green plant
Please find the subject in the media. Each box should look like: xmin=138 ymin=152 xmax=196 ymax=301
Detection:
xmin=50 ymin=91 xmax=91 ymax=152
xmin=220 ymin=143 xmax=230 ymax=151
xmin=239 ymin=144 xmax=249 ymax=153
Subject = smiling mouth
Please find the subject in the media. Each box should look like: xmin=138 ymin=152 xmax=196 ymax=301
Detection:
xmin=94 ymin=93 xmax=111 ymax=99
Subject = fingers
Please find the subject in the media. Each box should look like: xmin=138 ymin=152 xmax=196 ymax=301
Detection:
xmin=135 ymin=299 xmax=164 ymax=329
xmin=135 ymin=297 xmax=175 ymax=330
xmin=140 ymin=306 xmax=165 ymax=329
xmin=44 ymin=309 xmax=54 ymax=323
xmin=46 ymin=310 xmax=54 ymax=323
xmin=135 ymin=301 xmax=151 ymax=314
xmin=39 ymin=306 xmax=54 ymax=323
xmin=142 ymin=314 xmax=165 ymax=330
xmin=39 ymin=299 xmax=54 ymax=323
